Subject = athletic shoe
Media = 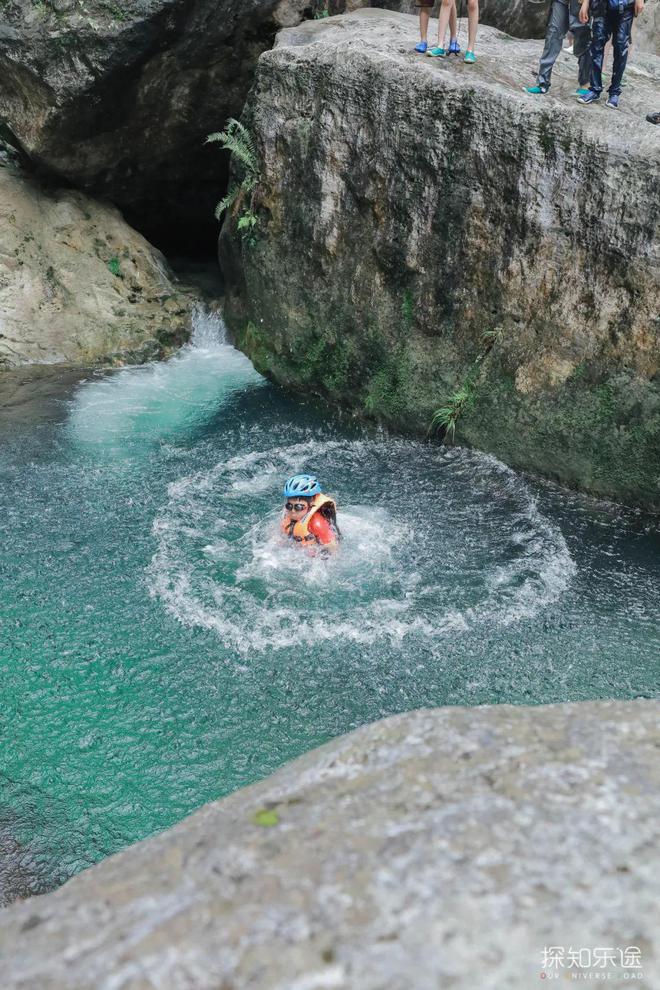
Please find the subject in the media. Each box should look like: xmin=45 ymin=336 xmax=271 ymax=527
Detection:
xmin=464 ymin=50 xmax=476 ymax=64
xmin=427 ymin=46 xmax=447 ymax=57
xmin=575 ymin=88 xmax=590 ymax=97
xmin=525 ymin=85 xmax=549 ymax=95
xmin=647 ymin=111 xmax=660 ymax=125
xmin=448 ymin=38 xmax=461 ymax=55
xmin=414 ymin=41 xmax=428 ymax=54
xmin=606 ymin=94 xmax=619 ymax=109
xmin=578 ymin=91 xmax=600 ymax=104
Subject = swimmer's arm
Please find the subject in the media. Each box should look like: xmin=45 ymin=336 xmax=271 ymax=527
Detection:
xmin=308 ymin=513 xmax=339 ymax=549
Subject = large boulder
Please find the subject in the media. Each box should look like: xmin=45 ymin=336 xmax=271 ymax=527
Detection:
xmin=221 ymin=10 xmax=660 ymax=509
xmin=0 ymin=0 xmax=358 ymax=253
xmin=0 ymin=162 xmax=192 ymax=368
xmin=1 ymin=698 xmax=659 ymax=988
xmin=636 ymin=0 xmax=660 ymax=55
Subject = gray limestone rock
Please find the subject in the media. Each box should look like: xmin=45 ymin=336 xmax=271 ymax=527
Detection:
xmin=0 ymin=699 xmax=658 ymax=988
xmin=0 ymin=167 xmax=192 ymax=368
xmin=0 ymin=0 xmax=359 ymax=251
xmin=220 ymin=10 xmax=660 ymax=508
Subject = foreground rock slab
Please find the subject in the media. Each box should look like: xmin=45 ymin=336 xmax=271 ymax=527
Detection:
xmin=0 ymin=167 xmax=191 ymax=368
xmin=1 ymin=699 xmax=659 ymax=989
xmin=222 ymin=10 xmax=660 ymax=509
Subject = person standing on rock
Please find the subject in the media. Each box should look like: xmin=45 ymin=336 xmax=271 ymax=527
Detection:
xmin=428 ymin=0 xmax=478 ymax=62
xmin=414 ymin=0 xmax=461 ymax=56
xmin=524 ymin=0 xmax=592 ymax=97
xmin=578 ymin=0 xmax=644 ymax=108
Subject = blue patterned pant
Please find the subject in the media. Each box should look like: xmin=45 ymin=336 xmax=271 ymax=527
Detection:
xmin=590 ymin=3 xmax=634 ymax=97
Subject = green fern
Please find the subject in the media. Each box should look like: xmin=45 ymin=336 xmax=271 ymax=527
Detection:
xmin=430 ymin=326 xmax=503 ymax=442
xmin=206 ymin=119 xmax=256 ymax=175
xmin=214 ymin=183 xmax=240 ymax=221
xmin=207 ymin=118 xmax=259 ymax=225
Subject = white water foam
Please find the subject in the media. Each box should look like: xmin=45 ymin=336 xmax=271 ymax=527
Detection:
xmin=66 ymin=307 xmax=262 ymax=449
xmin=147 ymin=438 xmax=576 ymax=654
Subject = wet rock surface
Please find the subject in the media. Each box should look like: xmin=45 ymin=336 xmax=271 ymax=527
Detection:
xmin=1 ymin=699 xmax=659 ymax=989
xmin=0 ymin=165 xmax=192 ymax=368
xmin=222 ymin=10 xmax=660 ymax=508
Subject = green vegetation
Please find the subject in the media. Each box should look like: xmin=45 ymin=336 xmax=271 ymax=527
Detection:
xmin=253 ymin=808 xmax=280 ymax=827
xmin=99 ymin=1 xmax=129 ymax=21
xmin=107 ymin=257 xmax=122 ymax=277
xmin=431 ymin=329 xmax=498 ymax=443
xmin=206 ymin=118 xmax=259 ymax=243
xmin=431 ymin=378 xmax=477 ymax=443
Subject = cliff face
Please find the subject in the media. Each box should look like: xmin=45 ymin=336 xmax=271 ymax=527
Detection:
xmin=0 ymin=165 xmax=191 ymax=368
xmin=0 ymin=0 xmax=367 ymax=251
xmin=221 ymin=10 xmax=660 ymax=509
xmin=1 ymin=699 xmax=659 ymax=989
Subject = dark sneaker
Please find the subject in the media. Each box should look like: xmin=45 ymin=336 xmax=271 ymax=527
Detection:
xmin=448 ymin=38 xmax=461 ymax=55
xmin=578 ymin=91 xmax=600 ymax=104
xmin=606 ymin=94 xmax=619 ymax=109
xmin=647 ymin=111 xmax=660 ymax=125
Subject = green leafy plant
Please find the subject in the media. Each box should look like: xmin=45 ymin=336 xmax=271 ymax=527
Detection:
xmin=107 ymin=257 xmax=121 ymax=277
xmin=431 ymin=381 xmax=476 ymax=443
xmin=431 ymin=328 xmax=499 ymax=443
xmin=206 ymin=118 xmax=259 ymax=243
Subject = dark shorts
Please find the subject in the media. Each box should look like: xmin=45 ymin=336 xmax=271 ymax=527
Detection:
xmin=416 ymin=0 xmax=435 ymax=7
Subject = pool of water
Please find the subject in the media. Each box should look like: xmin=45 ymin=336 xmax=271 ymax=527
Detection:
xmin=1 ymin=311 xmax=658 ymax=903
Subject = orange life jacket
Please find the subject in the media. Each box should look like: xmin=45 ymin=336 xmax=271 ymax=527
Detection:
xmin=280 ymin=493 xmax=338 ymax=546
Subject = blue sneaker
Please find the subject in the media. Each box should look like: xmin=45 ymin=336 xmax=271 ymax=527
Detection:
xmin=464 ymin=50 xmax=476 ymax=64
xmin=525 ymin=85 xmax=549 ymax=95
xmin=427 ymin=46 xmax=447 ymax=57
xmin=578 ymin=90 xmax=600 ymax=104
xmin=414 ymin=40 xmax=428 ymax=54
xmin=448 ymin=38 xmax=461 ymax=55
xmin=575 ymin=88 xmax=590 ymax=97
xmin=606 ymin=94 xmax=619 ymax=109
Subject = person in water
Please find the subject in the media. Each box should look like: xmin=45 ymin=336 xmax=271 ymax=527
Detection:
xmin=280 ymin=474 xmax=340 ymax=551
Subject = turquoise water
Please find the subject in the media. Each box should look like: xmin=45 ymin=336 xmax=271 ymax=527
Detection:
xmin=1 ymin=311 xmax=658 ymax=902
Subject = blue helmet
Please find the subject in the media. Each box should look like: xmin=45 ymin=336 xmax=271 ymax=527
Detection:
xmin=283 ymin=474 xmax=321 ymax=498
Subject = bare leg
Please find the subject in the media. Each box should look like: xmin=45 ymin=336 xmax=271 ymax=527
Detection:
xmin=419 ymin=7 xmax=430 ymax=42
xmin=467 ymin=0 xmax=479 ymax=52
xmin=449 ymin=1 xmax=458 ymax=44
xmin=436 ymin=0 xmax=454 ymax=47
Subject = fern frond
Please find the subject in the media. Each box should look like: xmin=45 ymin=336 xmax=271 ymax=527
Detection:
xmin=215 ymin=183 xmax=239 ymax=220
xmin=206 ymin=118 xmax=257 ymax=177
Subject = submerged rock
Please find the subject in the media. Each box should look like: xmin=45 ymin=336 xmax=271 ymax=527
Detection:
xmin=221 ymin=10 xmax=660 ymax=509
xmin=1 ymin=698 xmax=659 ymax=988
xmin=0 ymin=167 xmax=192 ymax=368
